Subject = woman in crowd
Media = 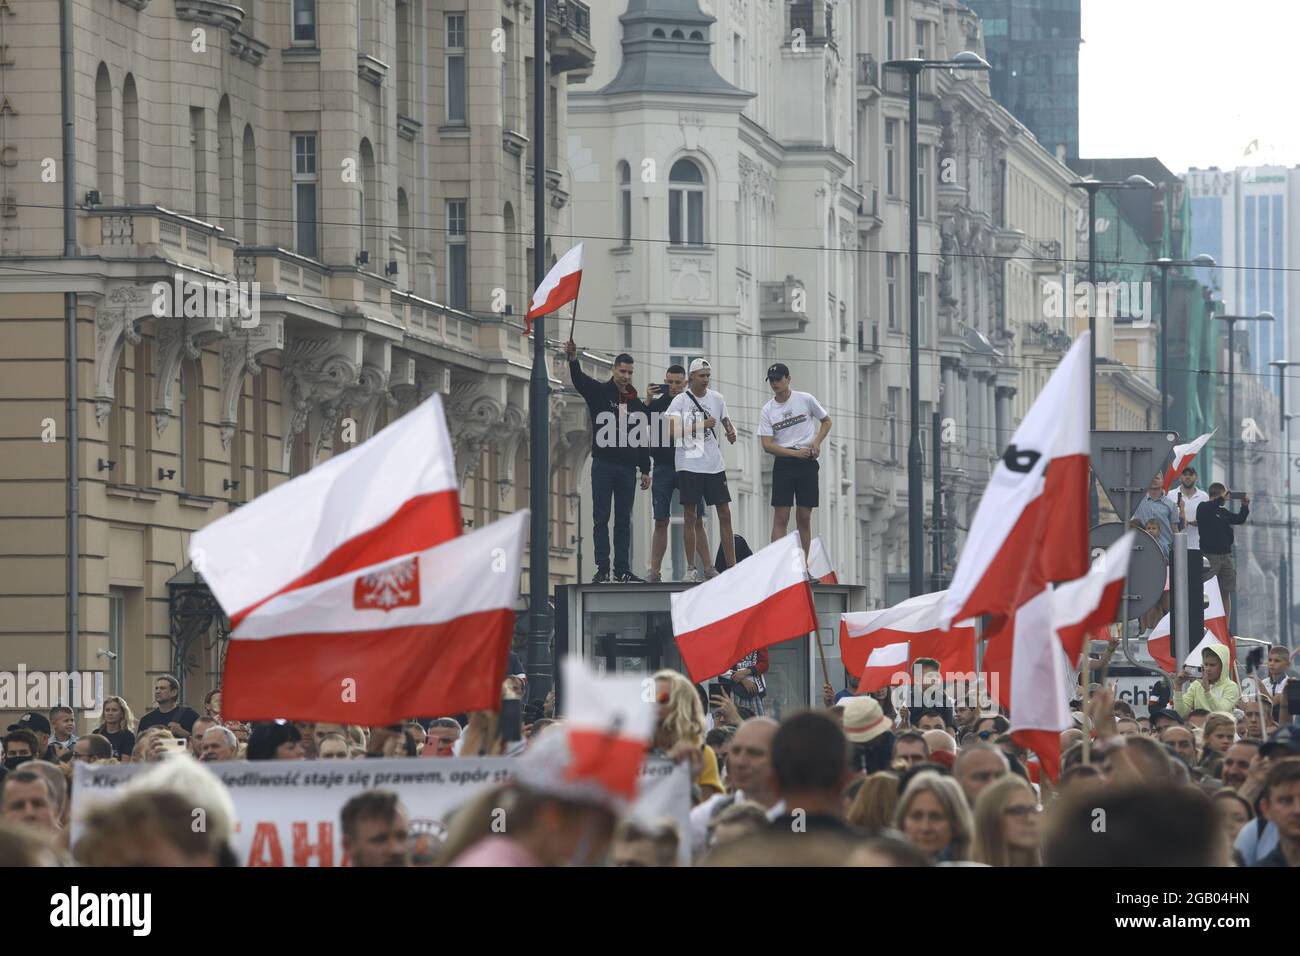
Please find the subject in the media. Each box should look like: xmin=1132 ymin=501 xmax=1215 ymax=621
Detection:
xmin=971 ymin=775 xmax=1042 ymax=866
xmin=653 ymin=669 xmax=724 ymax=801
xmin=245 ymin=720 xmax=306 ymax=760
xmin=1198 ymin=713 xmax=1236 ymax=778
xmin=1211 ymin=789 xmax=1254 ymax=850
xmin=91 ymin=695 xmax=136 ymax=761
xmin=894 ymin=771 xmax=973 ymax=863
xmin=846 ymin=772 xmax=901 ymax=832
xmin=204 ymin=688 xmax=222 ymax=723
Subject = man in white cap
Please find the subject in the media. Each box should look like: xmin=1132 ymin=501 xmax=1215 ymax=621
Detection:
xmin=758 ymin=362 xmax=831 ymax=557
xmin=665 ymin=358 xmax=737 ymax=579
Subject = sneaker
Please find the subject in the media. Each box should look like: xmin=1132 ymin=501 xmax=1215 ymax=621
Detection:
xmin=592 ymin=568 xmax=610 ymax=584
xmin=686 ymin=568 xmax=704 ymax=584
xmin=615 ymin=571 xmax=645 ymax=584
xmin=646 ymin=570 xmax=662 ymax=583
xmin=702 ymin=568 xmax=720 ymax=580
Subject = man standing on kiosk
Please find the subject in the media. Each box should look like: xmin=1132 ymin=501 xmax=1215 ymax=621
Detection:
xmin=1167 ymin=465 xmax=1210 ymax=645
xmin=757 ymin=363 xmax=831 ymax=557
xmin=666 ymin=359 xmax=737 ymax=580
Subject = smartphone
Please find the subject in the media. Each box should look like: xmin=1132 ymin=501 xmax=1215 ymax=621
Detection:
xmin=499 ymin=699 xmax=523 ymax=743
xmin=706 ymin=682 xmax=723 ymax=704
xmin=1228 ymin=491 xmax=1247 ymax=500
xmin=159 ymin=737 xmax=189 ymax=754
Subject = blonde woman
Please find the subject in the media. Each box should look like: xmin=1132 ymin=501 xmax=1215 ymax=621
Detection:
xmin=1199 ymin=713 xmax=1236 ymax=778
xmin=91 ymin=696 xmax=137 ymax=761
xmin=971 ymin=775 xmax=1042 ymax=866
xmin=652 ymin=669 xmax=724 ymax=800
xmin=846 ymin=772 xmax=901 ymax=832
xmin=893 ymin=771 xmax=973 ymax=862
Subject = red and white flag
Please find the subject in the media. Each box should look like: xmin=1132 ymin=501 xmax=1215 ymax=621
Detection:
xmin=860 ymin=641 xmax=911 ymax=693
xmin=995 ymin=590 xmax=1073 ymax=783
xmin=190 ymin=395 xmax=461 ymax=629
xmin=1161 ymin=430 xmax=1215 ymax=492
xmin=839 ymin=590 xmax=977 ymax=689
xmin=560 ymin=657 xmax=657 ymax=801
xmin=525 ymin=243 xmax=583 ymax=334
xmin=221 ymin=510 xmax=527 ymax=724
xmin=1052 ymin=532 xmax=1135 ymax=663
xmin=1148 ymin=573 xmax=1234 ymax=672
xmin=671 ymin=531 xmax=817 ymax=683
xmin=807 ymin=537 xmax=839 ymax=584
xmin=939 ymin=333 xmax=1092 ymax=630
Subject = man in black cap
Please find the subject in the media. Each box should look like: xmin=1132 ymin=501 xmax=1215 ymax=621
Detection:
xmin=6 ymin=714 xmax=51 ymax=757
xmin=757 ymin=363 xmax=831 ymax=557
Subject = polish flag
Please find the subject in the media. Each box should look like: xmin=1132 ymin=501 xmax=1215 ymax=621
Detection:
xmin=860 ymin=641 xmax=911 ymax=693
xmin=807 ymin=537 xmax=839 ymax=584
xmin=190 ymin=395 xmax=461 ymax=629
xmin=839 ymin=590 xmax=977 ymax=687
xmin=1148 ymin=574 xmax=1234 ymax=672
xmin=1052 ymin=532 xmax=1135 ymax=663
xmin=525 ymin=243 xmax=583 ymax=334
xmin=560 ymin=657 xmax=657 ymax=801
xmin=1184 ymin=631 xmax=1227 ymax=667
xmin=221 ymin=511 xmax=527 ymax=724
xmin=671 ymin=531 xmax=817 ymax=683
xmin=939 ymin=333 xmax=1092 ymax=630
xmin=1162 ymin=430 xmax=1215 ymax=492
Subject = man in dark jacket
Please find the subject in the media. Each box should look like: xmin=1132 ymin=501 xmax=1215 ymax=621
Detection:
xmin=565 ymin=339 xmax=652 ymax=583
xmin=1195 ymin=483 xmax=1249 ymax=627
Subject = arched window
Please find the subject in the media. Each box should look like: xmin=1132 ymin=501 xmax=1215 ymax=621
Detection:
xmin=398 ymin=187 xmax=411 ymax=282
xmin=668 ymin=158 xmax=705 ymax=246
xmin=689 ymin=30 xmax=703 ymax=40
xmin=617 ymin=161 xmax=631 ymax=243
xmin=503 ymin=202 xmax=519 ymax=309
xmin=671 ymin=29 xmax=684 ymax=39
xmin=217 ymin=97 xmax=234 ymax=231
xmin=179 ymin=356 xmax=203 ymax=495
xmin=95 ymin=63 xmax=115 ymax=203
xmin=242 ymin=125 xmax=257 ymax=242
xmin=122 ymin=75 xmax=139 ymax=205
xmin=652 ymin=28 xmax=666 ymax=38
xmin=359 ymin=138 xmax=378 ymax=263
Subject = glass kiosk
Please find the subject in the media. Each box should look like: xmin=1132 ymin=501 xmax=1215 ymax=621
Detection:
xmin=553 ymin=582 xmax=868 ymax=718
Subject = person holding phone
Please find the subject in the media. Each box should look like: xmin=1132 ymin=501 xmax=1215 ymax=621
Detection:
xmin=1195 ymin=483 xmax=1249 ymax=626
xmin=645 ymin=364 xmax=712 ymax=582
xmin=1174 ymin=643 xmax=1240 ymax=718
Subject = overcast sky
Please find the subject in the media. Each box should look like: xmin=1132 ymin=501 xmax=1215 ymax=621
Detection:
xmin=1079 ymin=0 xmax=1300 ymax=173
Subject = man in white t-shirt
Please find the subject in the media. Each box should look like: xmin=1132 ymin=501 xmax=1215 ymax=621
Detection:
xmin=1166 ymin=465 xmax=1210 ymax=643
xmin=757 ymin=363 xmax=832 ymax=557
xmin=666 ymin=358 xmax=737 ymax=580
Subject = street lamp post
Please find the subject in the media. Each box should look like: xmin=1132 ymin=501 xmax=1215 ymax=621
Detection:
xmin=1149 ymin=253 xmax=1216 ymax=431
xmin=1069 ymin=174 xmax=1154 ymax=525
xmin=1270 ymin=360 xmax=1295 ymax=645
xmin=1215 ymin=311 xmax=1274 ymax=490
xmin=884 ymin=51 xmax=989 ymax=597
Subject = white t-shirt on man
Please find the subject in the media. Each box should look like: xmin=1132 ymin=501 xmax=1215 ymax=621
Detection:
xmin=666 ymin=388 xmax=729 ymax=475
xmin=757 ymin=390 xmax=828 ymax=450
xmin=1165 ymin=486 xmax=1209 ymax=550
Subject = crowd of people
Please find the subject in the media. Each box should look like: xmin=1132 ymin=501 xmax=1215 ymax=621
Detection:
xmin=1 ymin=637 xmax=1297 ymax=867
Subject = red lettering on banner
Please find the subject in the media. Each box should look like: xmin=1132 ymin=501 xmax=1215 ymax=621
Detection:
xmin=293 ymin=821 xmax=335 ymax=867
xmin=248 ymin=822 xmax=285 ymax=867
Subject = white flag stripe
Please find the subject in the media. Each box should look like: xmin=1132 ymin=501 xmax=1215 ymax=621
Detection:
xmin=865 ymin=641 xmax=910 ymax=668
xmin=1051 ymin=532 xmax=1134 ymax=630
xmin=1205 ymin=575 xmax=1226 ymax=623
xmin=670 ymin=531 xmax=807 ymax=633
xmin=1172 ymin=431 xmax=1214 ymax=465
xmin=1185 ymin=631 xmax=1222 ymax=666
xmin=807 ymin=537 xmax=834 ymax=579
xmin=561 ymin=658 xmax=657 ymax=742
xmin=940 ymin=334 xmax=1091 ymax=628
xmin=528 ymin=243 xmax=583 ymax=313
xmin=842 ymin=589 xmax=975 ymax=638
xmin=191 ymin=395 xmax=458 ymax=616
xmin=1009 ymin=590 xmax=1071 ymax=733
xmin=233 ymin=511 xmax=527 ymax=641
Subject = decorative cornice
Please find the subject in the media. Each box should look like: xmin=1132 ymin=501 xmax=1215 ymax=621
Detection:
xmin=93 ymin=284 xmax=153 ymax=427
xmin=153 ymin=312 xmax=228 ymax=436
xmin=218 ymin=315 xmax=285 ymax=449
xmin=279 ymin=332 xmax=364 ymax=467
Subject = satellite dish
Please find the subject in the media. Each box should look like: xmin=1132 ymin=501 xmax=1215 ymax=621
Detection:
xmin=1088 ymin=522 xmax=1167 ymax=619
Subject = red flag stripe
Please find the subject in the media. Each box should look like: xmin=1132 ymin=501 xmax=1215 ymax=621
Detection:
xmin=1012 ymin=728 xmax=1062 ymax=783
xmin=221 ymin=608 xmax=514 ymax=724
xmin=674 ymin=579 xmax=817 ymax=684
xmin=565 ymin=730 xmax=649 ymax=801
xmin=228 ymin=489 xmax=462 ymax=629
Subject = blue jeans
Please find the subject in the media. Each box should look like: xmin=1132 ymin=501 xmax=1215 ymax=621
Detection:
xmin=591 ymin=458 xmax=637 ymax=575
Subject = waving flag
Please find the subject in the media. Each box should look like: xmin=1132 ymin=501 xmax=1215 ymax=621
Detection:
xmin=1162 ymin=431 xmax=1215 ymax=492
xmin=1052 ymin=532 xmax=1135 ymax=663
xmin=807 ymin=537 xmax=839 ymax=584
xmin=860 ymin=642 xmax=912 ymax=693
xmin=191 ymin=395 xmax=461 ymax=629
xmin=939 ymin=334 xmax=1091 ymax=630
xmin=525 ymin=243 xmax=583 ymax=334
xmin=222 ymin=511 xmax=527 ymax=724
xmin=671 ymin=531 xmax=817 ymax=683
xmin=839 ymin=590 xmax=977 ymax=688
xmin=560 ymin=657 xmax=657 ymax=800
xmin=1148 ymin=573 xmax=1234 ymax=672
xmin=998 ymin=590 xmax=1073 ymax=782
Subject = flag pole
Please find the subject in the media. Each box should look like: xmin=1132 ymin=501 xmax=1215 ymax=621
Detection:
xmin=567 ymin=284 xmax=581 ymax=344
xmin=1080 ymin=634 xmax=1092 ymax=767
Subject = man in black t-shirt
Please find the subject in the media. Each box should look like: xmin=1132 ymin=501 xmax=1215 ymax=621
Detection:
xmin=136 ymin=674 xmax=200 ymax=739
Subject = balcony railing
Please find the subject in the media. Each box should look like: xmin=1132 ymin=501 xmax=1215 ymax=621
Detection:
xmin=546 ymin=0 xmax=591 ymax=41
xmin=857 ymin=53 xmax=880 ymax=89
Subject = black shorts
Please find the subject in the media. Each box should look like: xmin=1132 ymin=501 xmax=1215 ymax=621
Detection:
xmin=772 ymin=457 xmax=819 ymax=508
xmin=677 ymin=470 xmax=731 ymax=507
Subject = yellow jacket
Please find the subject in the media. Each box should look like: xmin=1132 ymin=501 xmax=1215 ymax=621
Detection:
xmin=1174 ymin=643 xmax=1240 ymax=716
